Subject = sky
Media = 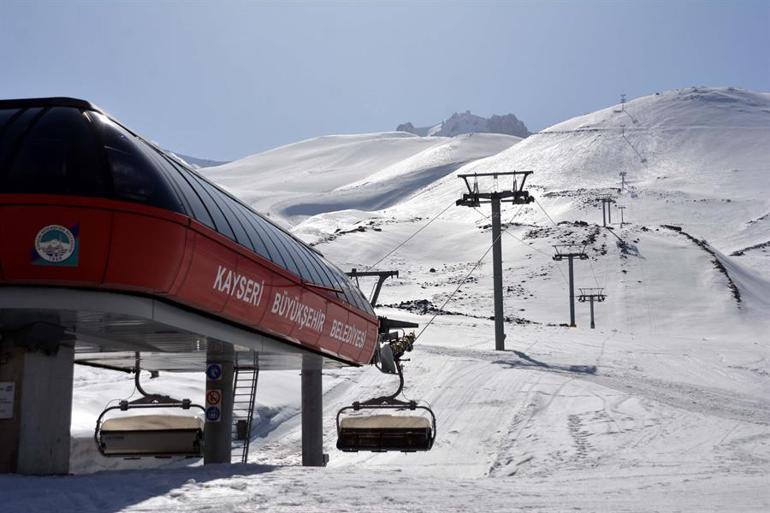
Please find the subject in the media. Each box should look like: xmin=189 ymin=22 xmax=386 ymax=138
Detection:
xmin=1 ymin=0 xmax=768 ymax=162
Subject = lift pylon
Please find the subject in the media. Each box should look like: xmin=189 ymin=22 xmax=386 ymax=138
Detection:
xmin=553 ymin=244 xmax=589 ymax=327
xmin=617 ymin=206 xmax=627 ymax=227
xmin=598 ymin=197 xmax=616 ymax=227
xmin=577 ymin=288 xmax=607 ymax=329
xmin=456 ymin=172 xmax=535 ymax=351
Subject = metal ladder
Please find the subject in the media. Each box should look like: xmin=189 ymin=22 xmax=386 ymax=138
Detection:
xmin=231 ymin=351 xmax=259 ymax=463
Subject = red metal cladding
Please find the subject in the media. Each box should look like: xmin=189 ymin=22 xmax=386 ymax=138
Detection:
xmin=103 ymin=211 xmax=189 ymax=293
xmin=176 ymin=230 xmax=239 ymax=315
xmin=219 ymin=253 xmax=273 ymax=330
xmin=289 ymin=288 xmax=328 ymax=348
xmin=322 ymin=300 xmax=350 ymax=356
xmin=0 ymin=195 xmax=379 ymax=365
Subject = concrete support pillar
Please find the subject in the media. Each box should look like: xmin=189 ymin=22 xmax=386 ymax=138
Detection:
xmin=0 ymin=333 xmax=74 ymax=475
xmin=203 ymin=342 xmax=234 ymax=465
xmin=301 ymin=355 xmax=325 ymax=467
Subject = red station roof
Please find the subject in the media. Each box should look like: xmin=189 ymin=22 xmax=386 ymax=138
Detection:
xmin=0 ymin=98 xmax=379 ymax=368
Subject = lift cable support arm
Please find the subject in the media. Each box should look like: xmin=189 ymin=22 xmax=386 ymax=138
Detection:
xmin=552 ymin=244 xmax=590 ymax=262
xmin=456 ymin=171 xmax=535 ymax=207
xmin=577 ymin=287 xmax=607 ymax=329
xmin=346 ymin=269 xmax=398 ymax=307
xmin=577 ymin=287 xmax=607 ymax=303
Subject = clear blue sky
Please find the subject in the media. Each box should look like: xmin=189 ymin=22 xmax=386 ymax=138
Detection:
xmin=1 ymin=0 xmax=768 ymax=161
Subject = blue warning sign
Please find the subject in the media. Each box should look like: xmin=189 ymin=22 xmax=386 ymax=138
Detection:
xmin=205 ymin=406 xmax=221 ymax=422
xmin=206 ymin=363 xmax=223 ymax=381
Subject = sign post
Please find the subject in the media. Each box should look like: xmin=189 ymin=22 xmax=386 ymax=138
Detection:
xmin=204 ymin=343 xmax=233 ymax=464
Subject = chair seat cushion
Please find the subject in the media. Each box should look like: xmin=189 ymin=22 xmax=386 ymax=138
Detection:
xmin=102 ymin=414 xmax=203 ymax=432
xmin=340 ymin=414 xmax=430 ymax=430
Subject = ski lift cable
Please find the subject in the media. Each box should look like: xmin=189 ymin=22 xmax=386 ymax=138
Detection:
xmin=534 ymin=198 xmax=613 ymax=289
xmin=471 ymin=207 xmax=570 ymax=287
xmin=534 ymin=197 xmax=559 ymax=228
xmin=531 ymin=197 xmax=581 ymax=285
xmin=470 ymin=206 xmax=540 ymax=255
xmin=366 ymin=199 xmax=456 ymax=270
xmin=413 ymin=211 xmax=514 ymax=343
xmin=587 ymin=256 xmax=602 ymax=289
xmin=634 ymin=249 xmax=659 ymax=336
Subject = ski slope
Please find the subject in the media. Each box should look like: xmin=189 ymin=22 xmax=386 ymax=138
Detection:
xmin=3 ymin=87 xmax=769 ymax=513
xmin=204 ymin=131 xmax=520 ymax=225
xmin=413 ymin=87 xmax=770 ymax=278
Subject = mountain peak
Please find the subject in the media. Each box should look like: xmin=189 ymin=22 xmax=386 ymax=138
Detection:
xmin=397 ymin=111 xmax=530 ymax=138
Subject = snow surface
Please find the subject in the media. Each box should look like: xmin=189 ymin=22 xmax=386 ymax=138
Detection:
xmin=204 ymin=131 xmax=519 ymax=225
xmin=2 ymin=87 xmax=770 ymax=512
xmin=169 ymin=152 xmax=228 ymax=169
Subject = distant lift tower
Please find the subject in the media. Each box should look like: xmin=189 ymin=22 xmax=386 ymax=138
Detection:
xmin=617 ymin=206 xmax=627 ymax=228
xmin=456 ymin=171 xmax=534 ymax=351
xmin=599 ymin=197 xmax=616 ymax=227
xmin=577 ymin=288 xmax=607 ymax=329
xmin=619 ymin=171 xmax=627 ymax=191
xmin=553 ymin=244 xmax=589 ymax=327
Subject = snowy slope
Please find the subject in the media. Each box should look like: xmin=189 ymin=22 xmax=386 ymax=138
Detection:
xmin=204 ymin=131 xmax=519 ymax=225
xmin=170 ymin=152 xmax=228 ymax=169
xmin=424 ymin=87 xmax=770 ymax=276
xmin=4 ymin=87 xmax=770 ymax=512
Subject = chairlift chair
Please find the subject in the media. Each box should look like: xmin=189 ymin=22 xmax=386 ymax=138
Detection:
xmin=94 ymin=357 xmax=205 ymax=458
xmin=336 ymin=333 xmax=436 ymax=453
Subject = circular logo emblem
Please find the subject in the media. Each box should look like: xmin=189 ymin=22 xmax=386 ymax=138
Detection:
xmin=35 ymin=225 xmax=76 ymax=263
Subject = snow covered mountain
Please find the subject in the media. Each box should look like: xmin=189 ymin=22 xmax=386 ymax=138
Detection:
xmin=429 ymin=87 xmax=770 ymax=279
xmin=204 ymin=131 xmax=521 ymax=225
xmin=9 ymin=87 xmax=770 ymax=512
xmin=397 ymin=110 xmax=530 ymax=138
xmin=169 ymin=152 xmax=228 ymax=169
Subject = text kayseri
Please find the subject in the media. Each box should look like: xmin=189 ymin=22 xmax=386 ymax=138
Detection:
xmin=330 ymin=320 xmax=367 ymax=349
xmin=271 ymin=291 xmax=326 ymax=332
xmin=213 ymin=265 xmax=265 ymax=307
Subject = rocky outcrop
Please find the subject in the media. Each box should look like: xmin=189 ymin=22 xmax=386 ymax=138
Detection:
xmin=398 ymin=111 xmax=529 ymax=138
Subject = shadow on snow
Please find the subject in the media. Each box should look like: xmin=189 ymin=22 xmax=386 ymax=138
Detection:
xmin=494 ymin=350 xmax=598 ymax=375
xmin=0 ymin=463 xmax=278 ymax=513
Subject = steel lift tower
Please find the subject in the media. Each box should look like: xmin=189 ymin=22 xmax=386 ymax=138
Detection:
xmin=578 ymin=288 xmax=607 ymax=329
xmin=456 ymin=171 xmax=534 ymax=351
xmin=617 ymin=206 xmax=627 ymax=228
xmin=553 ymin=245 xmax=589 ymax=327
xmin=599 ymin=197 xmax=616 ymax=227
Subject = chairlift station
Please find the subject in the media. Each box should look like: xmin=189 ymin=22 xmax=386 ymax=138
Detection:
xmin=0 ymin=98 xmax=432 ymax=475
